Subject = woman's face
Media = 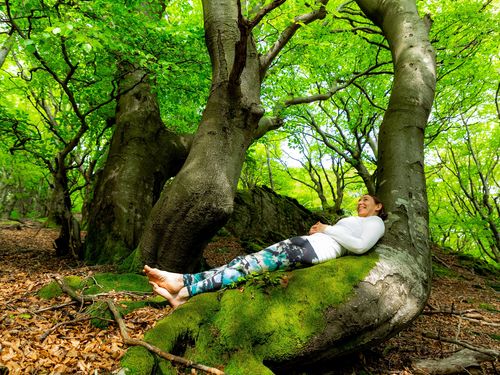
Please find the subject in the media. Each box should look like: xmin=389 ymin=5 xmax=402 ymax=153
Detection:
xmin=357 ymin=195 xmax=382 ymax=217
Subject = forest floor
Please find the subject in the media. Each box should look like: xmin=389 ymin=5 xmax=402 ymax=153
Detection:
xmin=0 ymin=222 xmax=498 ymax=374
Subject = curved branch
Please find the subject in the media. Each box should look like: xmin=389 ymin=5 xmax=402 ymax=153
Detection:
xmin=260 ymin=0 xmax=329 ymax=78
xmin=284 ymin=62 xmax=391 ymax=106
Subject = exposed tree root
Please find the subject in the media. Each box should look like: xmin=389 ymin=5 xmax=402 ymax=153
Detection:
xmin=422 ymin=332 xmax=499 ymax=359
xmin=412 ymin=333 xmax=499 ymax=374
xmin=413 ymin=348 xmax=496 ymax=375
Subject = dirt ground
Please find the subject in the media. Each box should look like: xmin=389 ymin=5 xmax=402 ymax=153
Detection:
xmin=0 ymin=223 xmax=498 ymax=374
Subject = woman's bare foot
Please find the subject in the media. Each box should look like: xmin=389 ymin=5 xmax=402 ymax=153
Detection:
xmin=150 ymin=282 xmax=190 ymax=309
xmin=143 ymin=265 xmax=184 ymax=294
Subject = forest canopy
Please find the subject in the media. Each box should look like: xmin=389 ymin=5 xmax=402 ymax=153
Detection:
xmin=0 ymin=0 xmax=498 ymax=265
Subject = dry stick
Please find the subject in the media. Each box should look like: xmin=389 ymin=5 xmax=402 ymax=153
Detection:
xmin=54 ymin=276 xmax=96 ymax=302
xmin=422 ymin=309 xmax=500 ymax=326
xmin=54 ymin=276 xmax=224 ymax=374
xmin=423 ymin=308 xmax=480 ymax=315
xmin=33 ymin=300 xmax=79 ymax=313
xmin=106 ymin=300 xmax=225 ymax=375
xmin=432 ymin=254 xmax=451 ymax=269
xmin=423 ymin=333 xmax=500 ymax=359
xmin=39 ymin=316 xmax=94 ymax=341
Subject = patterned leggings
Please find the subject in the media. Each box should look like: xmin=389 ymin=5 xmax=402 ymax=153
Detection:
xmin=183 ymin=236 xmax=318 ymax=296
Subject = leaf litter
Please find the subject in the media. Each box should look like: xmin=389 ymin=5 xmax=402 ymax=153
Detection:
xmin=0 ymin=224 xmax=498 ymax=374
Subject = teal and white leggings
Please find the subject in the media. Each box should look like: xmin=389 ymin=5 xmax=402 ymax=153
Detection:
xmin=183 ymin=236 xmax=318 ymax=296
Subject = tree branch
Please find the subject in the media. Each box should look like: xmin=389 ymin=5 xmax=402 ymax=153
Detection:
xmin=423 ymin=332 xmax=499 ymax=359
xmin=284 ymin=62 xmax=390 ymax=106
xmin=260 ymin=0 xmax=329 ymax=78
xmin=106 ymin=299 xmax=225 ymax=375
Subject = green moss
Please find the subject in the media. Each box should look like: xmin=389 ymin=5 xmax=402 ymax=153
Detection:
xmin=120 ymin=247 xmax=144 ymax=273
xmin=156 ymin=359 xmax=176 ymax=375
xmin=130 ymin=252 xmax=378 ymax=373
xmin=488 ymin=333 xmax=500 ymax=342
xmin=37 ymin=272 xmax=166 ymax=327
xmin=479 ymin=303 xmax=499 ymax=313
xmin=432 ymin=262 xmax=458 ymax=278
xmin=120 ymin=346 xmax=155 ymax=374
xmin=38 ymin=276 xmax=84 ymax=299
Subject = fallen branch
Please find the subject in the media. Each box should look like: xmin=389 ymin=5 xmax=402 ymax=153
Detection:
xmin=413 ymin=348 xmax=495 ymax=375
xmin=54 ymin=276 xmax=95 ymax=303
xmin=461 ymin=316 xmax=500 ymax=327
xmin=432 ymin=254 xmax=451 ymax=269
xmin=423 ymin=308 xmax=479 ymax=315
xmin=106 ymin=299 xmax=225 ymax=375
xmin=422 ymin=332 xmax=499 ymax=359
xmin=39 ymin=316 xmax=93 ymax=341
xmin=33 ymin=301 xmax=78 ymax=313
xmin=422 ymin=308 xmax=500 ymax=326
xmin=54 ymin=275 xmax=224 ymax=374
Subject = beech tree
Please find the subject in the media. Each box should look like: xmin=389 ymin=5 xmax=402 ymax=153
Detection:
xmin=121 ymin=0 xmax=436 ymax=369
xmin=138 ymin=0 xmax=333 ymax=272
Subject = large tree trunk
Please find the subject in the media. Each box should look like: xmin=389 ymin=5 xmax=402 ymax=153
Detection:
xmin=269 ymin=0 xmax=436 ymax=370
xmin=83 ymin=67 xmax=191 ymax=264
xmin=139 ymin=0 xmax=264 ymax=272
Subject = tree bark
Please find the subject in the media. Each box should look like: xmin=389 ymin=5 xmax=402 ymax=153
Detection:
xmin=139 ymin=0 xmax=264 ymax=272
xmin=50 ymin=156 xmax=81 ymax=258
xmin=83 ymin=67 xmax=191 ymax=264
xmin=267 ymin=0 xmax=436 ymax=370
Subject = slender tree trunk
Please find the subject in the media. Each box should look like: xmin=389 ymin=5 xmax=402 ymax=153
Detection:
xmin=0 ymin=30 xmax=14 ymax=69
xmin=51 ymin=156 xmax=81 ymax=257
xmin=139 ymin=0 xmax=264 ymax=272
xmin=265 ymin=145 xmax=275 ymax=190
xmin=83 ymin=67 xmax=191 ymax=264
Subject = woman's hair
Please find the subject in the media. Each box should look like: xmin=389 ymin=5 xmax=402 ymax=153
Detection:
xmin=368 ymin=194 xmax=388 ymax=221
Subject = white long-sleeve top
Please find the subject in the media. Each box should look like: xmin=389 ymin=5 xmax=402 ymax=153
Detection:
xmin=306 ymin=216 xmax=385 ymax=263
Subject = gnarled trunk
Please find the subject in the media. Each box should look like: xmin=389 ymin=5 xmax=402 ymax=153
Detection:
xmin=139 ymin=0 xmax=264 ymax=272
xmin=83 ymin=67 xmax=191 ymax=264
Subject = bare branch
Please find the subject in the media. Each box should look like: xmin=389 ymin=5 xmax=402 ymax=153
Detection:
xmin=284 ymin=61 xmax=390 ymax=106
xmin=106 ymin=300 xmax=225 ymax=375
xmin=248 ymin=0 xmax=287 ymax=29
xmin=260 ymin=0 xmax=329 ymax=77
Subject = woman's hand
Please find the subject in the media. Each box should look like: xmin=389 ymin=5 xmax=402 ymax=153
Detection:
xmin=309 ymin=221 xmax=328 ymax=235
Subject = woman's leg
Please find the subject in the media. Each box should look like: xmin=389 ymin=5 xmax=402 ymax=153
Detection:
xmin=187 ymin=236 xmax=317 ymax=296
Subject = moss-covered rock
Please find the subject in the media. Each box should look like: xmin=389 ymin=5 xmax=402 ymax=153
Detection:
xmin=121 ymin=252 xmax=378 ymax=374
xmin=38 ymin=275 xmax=84 ymax=299
xmin=121 ymin=346 xmax=156 ymax=375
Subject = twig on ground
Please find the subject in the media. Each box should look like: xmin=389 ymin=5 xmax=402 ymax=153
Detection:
xmin=432 ymin=254 xmax=451 ymax=269
xmin=53 ymin=275 xmax=224 ymax=374
xmin=32 ymin=301 xmax=78 ymax=313
xmin=423 ymin=308 xmax=479 ymax=315
xmin=106 ymin=299 xmax=225 ymax=375
xmin=54 ymin=276 xmax=95 ymax=303
xmin=423 ymin=332 xmax=499 ymax=359
xmin=39 ymin=316 xmax=93 ymax=341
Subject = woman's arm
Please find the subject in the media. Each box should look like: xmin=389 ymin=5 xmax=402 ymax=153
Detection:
xmin=320 ymin=217 xmax=385 ymax=254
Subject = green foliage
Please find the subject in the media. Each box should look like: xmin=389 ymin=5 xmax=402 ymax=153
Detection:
xmin=231 ymin=270 xmax=286 ymax=292
xmin=121 ymin=253 xmax=378 ymax=373
xmin=0 ymin=150 xmax=50 ymax=218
